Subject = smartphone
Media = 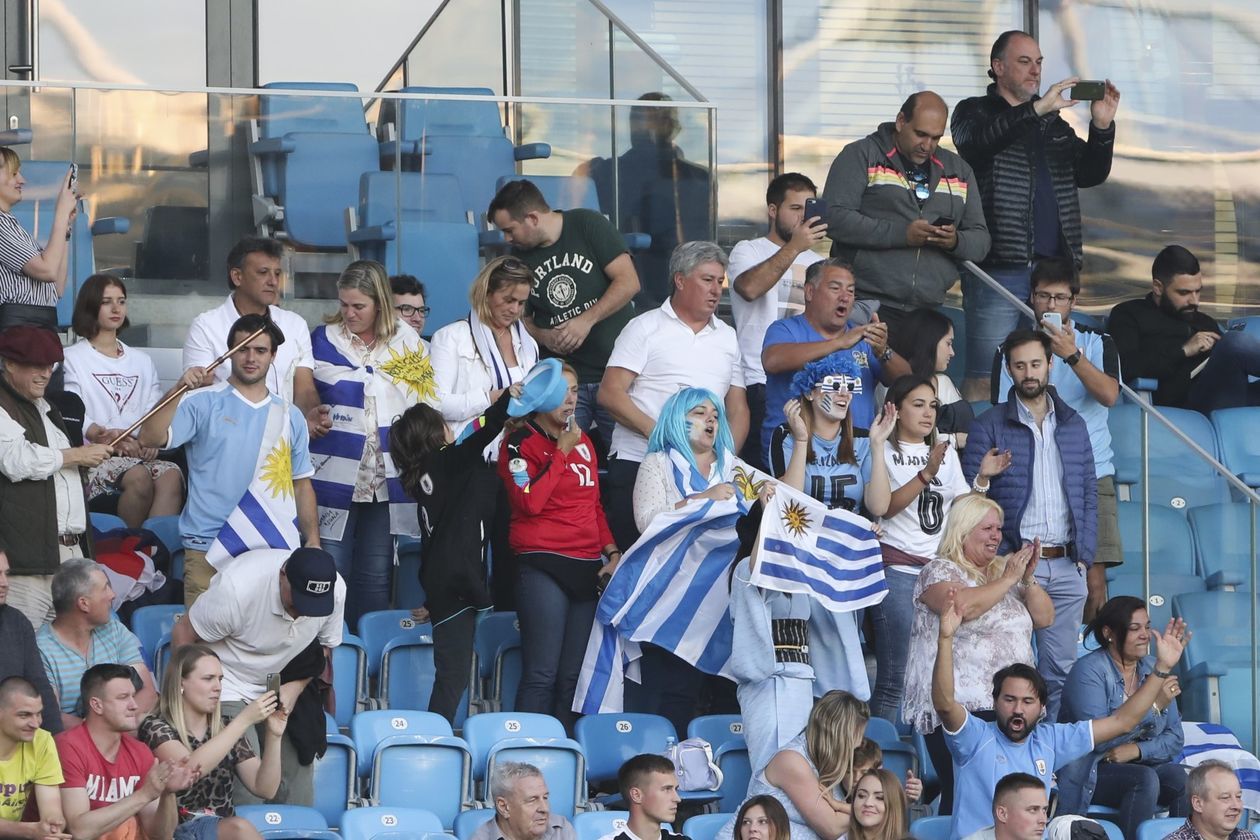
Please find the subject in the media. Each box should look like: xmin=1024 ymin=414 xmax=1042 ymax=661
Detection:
xmin=565 ymin=414 xmax=576 ymax=433
xmin=265 ymin=672 xmax=281 ymax=699
xmin=1070 ymin=80 xmax=1106 ymax=101
xmin=803 ymin=198 xmax=826 ymax=223
xmin=931 ymin=216 xmax=955 ymax=227
xmin=68 ymin=163 xmax=78 ymax=191
xmin=1041 ymin=311 xmax=1063 ymax=330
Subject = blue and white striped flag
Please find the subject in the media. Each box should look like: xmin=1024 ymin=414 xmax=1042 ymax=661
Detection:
xmin=205 ymin=399 xmax=301 ymax=569
xmin=752 ymin=483 xmax=887 ymax=612
xmin=1179 ymin=721 xmax=1260 ymax=814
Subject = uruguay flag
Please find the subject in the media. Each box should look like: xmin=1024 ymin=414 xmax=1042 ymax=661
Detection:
xmin=205 ymin=400 xmax=301 ymax=569
xmin=1179 ymin=722 xmax=1260 ymax=814
xmin=752 ymin=483 xmax=887 ymax=612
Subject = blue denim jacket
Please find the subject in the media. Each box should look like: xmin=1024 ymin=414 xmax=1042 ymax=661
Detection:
xmin=1056 ymin=649 xmax=1184 ymax=814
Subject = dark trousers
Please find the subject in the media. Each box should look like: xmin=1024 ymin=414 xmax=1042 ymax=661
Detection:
xmin=740 ymin=383 xmax=767 ymax=472
xmin=429 ymin=608 xmax=477 ymax=724
xmin=515 ymin=564 xmax=597 ymax=733
xmin=624 ymin=644 xmax=705 ymax=738
xmin=605 ymin=457 xmax=642 ymax=551
xmin=925 ymin=708 xmax=996 ymax=815
xmin=1092 ymin=761 xmax=1188 ymax=840
xmin=490 ymin=483 xmax=516 ymax=611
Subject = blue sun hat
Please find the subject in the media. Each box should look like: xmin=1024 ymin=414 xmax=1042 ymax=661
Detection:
xmin=508 ymin=357 xmax=569 ymax=417
xmin=790 ymin=352 xmax=863 ymax=399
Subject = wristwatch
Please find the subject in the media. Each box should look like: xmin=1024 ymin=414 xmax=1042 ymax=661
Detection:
xmin=1064 ymin=349 xmax=1082 ymax=367
xmin=880 ymin=347 xmax=893 ymax=362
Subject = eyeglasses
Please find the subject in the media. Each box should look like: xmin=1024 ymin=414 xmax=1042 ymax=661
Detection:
xmin=1032 ymin=292 xmax=1074 ymax=305
xmin=818 ymin=374 xmax=863 ymax=394
xmin=395 ymin=305 xmax=431 ymax=317
xmin=907 ymin=169 xmax=930 ymax=202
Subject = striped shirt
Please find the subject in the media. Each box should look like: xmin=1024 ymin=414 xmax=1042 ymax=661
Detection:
xmin=1016 ymin=395 xmax=1072 ymax=546
xmin=36 ymin=618 xmax=145 ymax=714
xmin=0 ymin=210 xmax=56 ymax=306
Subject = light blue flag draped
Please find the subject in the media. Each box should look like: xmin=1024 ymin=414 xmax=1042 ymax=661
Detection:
xmin=1179 ymin=722 xmax=1260 ymax=814
xmin=204 ymin=399 xmax=301 ymax=569
xmin=751 ymin=481 xmax=887 ymax=612
xmin=572 ymin=452 xmax=772 ymax=715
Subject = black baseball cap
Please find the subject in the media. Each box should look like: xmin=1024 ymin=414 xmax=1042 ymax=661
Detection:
xmin=284 ymin=547 xmax=338 ymax=617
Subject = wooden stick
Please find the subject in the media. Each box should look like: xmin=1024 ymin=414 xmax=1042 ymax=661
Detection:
xmin=109 ymin=324 xmax=269 ymax=447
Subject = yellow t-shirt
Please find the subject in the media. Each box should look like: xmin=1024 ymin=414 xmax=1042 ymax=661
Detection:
xmin=0 ymin=729 xmax=64 ymax=821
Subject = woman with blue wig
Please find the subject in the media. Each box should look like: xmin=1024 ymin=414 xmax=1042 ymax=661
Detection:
xmin=629 ymin=386 xmax=746 ymax=733
xmin=770 ymin=351 xmax=873 ymax=699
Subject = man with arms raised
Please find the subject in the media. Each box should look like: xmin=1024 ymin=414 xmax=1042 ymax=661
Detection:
xmin=933 ymin=599 xmax=1188 ymax=840
xmin=1164 ymin=761 xmax=1256 ymax=840
xmin=0 ymin=677 xmax=69 ymax=840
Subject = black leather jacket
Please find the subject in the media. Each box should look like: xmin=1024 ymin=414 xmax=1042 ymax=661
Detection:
xmin=951 ymin=84 xmax=1115 ymax=269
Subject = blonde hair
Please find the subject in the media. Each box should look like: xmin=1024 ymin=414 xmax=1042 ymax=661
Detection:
xmin=937 ymin=493 xmax=1006 ymax=582
xmin=847 ymin=769 xmax=909 ymax=840
xmin=326 ymin=259 xmax=398 ymax=342
xmin=157 ymin=644 xmax=224 ymax=753
xmin=806 ymin=690 xmax=870 ymax=790
xmin=0 ymin=148 xmax=18 ymax=175
xmin=470 ymin=256 xmax=532 ymax=325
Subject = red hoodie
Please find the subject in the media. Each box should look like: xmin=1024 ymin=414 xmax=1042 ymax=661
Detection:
xmin=498 ymin=422 xmax=614 ymax=558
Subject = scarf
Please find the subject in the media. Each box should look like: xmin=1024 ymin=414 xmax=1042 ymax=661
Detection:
xmin=468 ymin=311 xmax=539 ymax=390
xmin=309 ymin=324 xmax=436 ymax=540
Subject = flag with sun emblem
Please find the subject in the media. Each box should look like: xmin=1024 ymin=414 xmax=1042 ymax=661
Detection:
xmin=752 ymin=482 xmax=886 ymax=613
xmin=205 ymin=400 xmax=301 ymax=569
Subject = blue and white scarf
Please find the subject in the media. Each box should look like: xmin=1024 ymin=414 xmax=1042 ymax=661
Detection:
xmin=309 ymin=323 xmax=435 ymax=540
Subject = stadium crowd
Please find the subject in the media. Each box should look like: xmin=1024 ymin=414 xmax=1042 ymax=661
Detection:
xmin=0 ymin=25 xmax=1255 ymax=840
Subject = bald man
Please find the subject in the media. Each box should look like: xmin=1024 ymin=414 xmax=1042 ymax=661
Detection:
xmin=821 ymin=90 xmax=989 ymax=334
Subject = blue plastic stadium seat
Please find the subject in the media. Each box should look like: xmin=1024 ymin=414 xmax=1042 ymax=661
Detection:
xmin=128 ymin=605 xmax=184 ymax=671
xmin=455 ymin=809 xmax=496 ymax=840
xmin=496 ymin=175 xmax=600 ymax=212
xmin=311 ymin=733 xmax=357 ymax=828
xmin=714 ymin=739 xmax=750 ymax=812
xmin=1137 ymin=817 xmax=1186 ymax=840
xmin=1107 ymin=574 xmax=1205 ymax=630
xmin=357 ymin=172 xmax=468 ymax=228
xmin=463 ymin=712 xmax=585 ymax=817
xmin=356 ymin=610 xmax=432 ymax=678
xmin=415 ymin=135 xmax=550 ymax=228
xmin=493 ymin=641 xmax=523 ymax=713
xmin=393 ymin=86 xmax=506 ymax=139
xmin=340 ymin=807 xmax=444 ymax=840
xmin=1212 ymin=407 xmax=1260 ymax=489
xmin=140 ymin=515 xmax=181 ymax=557
xmin=393 ymin=536 xmax=425 ymax=611
xmin=1173 ymin=590 xmax=1254 ymax=631
xmin=574 ymin=811 xmax=632 ymax=840
xmin=254 ymin=81 xmax=370 ymax=196
xmin=682 ymin=814 xmax=735 ymax=840
xmin=1190 ymin=503 xmax=1260 ymax=589
xmin=687 ymin=715 xmax=744 ymax=753
xmin=876 ymin=741 xmax=917 ymax=786
xmin=1109 ymin=404 xmax=1229 ymax=511
xmin=234 ymin=805 xmax=338 ymax=840
xmin=349 ymin=710 xmax=471 ymax=829
xmin=910 ymin=816 xmax=951 ymax=840
xmin=577 ymin=712 xmax=716 ymax=806
xmin=864 ymin=717 xmax=900 ymax=746
xmin=331 ymin=635 xmax=367 ymax=728
xmin=472 ymin=612 xmax=521 ymax=711
xmin=1094 ymin=819 xmax=1124 ymax=840
xmin=90 ymin=512 xmax=128 ymax=534
xmin=1115 ymin=502 xmax=1198 ymax=575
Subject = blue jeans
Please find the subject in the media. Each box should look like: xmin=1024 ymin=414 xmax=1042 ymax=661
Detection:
xmin=1092 ymin=761 xmax=1188 ymax=840
xmin=1189 ymin=330 xmax=1260 ymax=413
xmin=515 ymin=563 xmax=598 ymax=731
xmin=869 ymin=569 xmax=918 ymax=723
xmin=963 ymin=264 xmax=1033 ymax=379
xmin=173 ymin=815 xmax=221 ymax=840
xmin=574 ymin=382 xmax=616 ymax=456
xmin=1034 ymin=557 xmax=1088 ymax=723
xmin=322 ymin=501 xmax=394 ymax=632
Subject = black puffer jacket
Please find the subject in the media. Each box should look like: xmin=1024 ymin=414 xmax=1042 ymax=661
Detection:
xmin=951 ymin=84 xmax=1115 ymax=269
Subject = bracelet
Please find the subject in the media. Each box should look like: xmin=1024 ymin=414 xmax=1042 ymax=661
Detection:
xmin=972 ymin=478 xmax=990 ymax=493
xmin=916 ymin=470 xmax=931 ymax=487
xmin=1152 ymin=667 xmax=1173 ymax=679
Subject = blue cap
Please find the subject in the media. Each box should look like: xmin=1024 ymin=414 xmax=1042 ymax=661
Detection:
xmin=508 ymin=358 xmax=569 ymax=417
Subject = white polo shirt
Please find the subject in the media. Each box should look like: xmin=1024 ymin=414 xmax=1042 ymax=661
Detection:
xmin=606 ymin=298 xmax=745 ymax=464
xmin=187 ymin=548 xmax=344 ymax=702
xmin=727 ymin=236 xmax=822 ymax=387
xmin=182 ymin=295 xmax=314 ymax=403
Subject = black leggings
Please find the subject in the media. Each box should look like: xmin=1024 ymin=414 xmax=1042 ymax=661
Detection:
xmin=924 ymin=708 xmax=997 ymax=815
xmin=429 ymin=608 xmax=478 ymax=724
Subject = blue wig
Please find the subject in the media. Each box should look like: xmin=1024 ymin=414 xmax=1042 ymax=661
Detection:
xmin=646 ymin=387 xmax=735 ymax=475
xmin=790 ymin=352 xmax=863 ymax=399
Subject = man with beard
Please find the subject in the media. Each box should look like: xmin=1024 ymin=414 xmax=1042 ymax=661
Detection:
xmin=933 ymin=599 xmax=1188 ymax=840
xmin=963 ymin=329 xmax=1096 ymax=722
xmin=1109 ymin=245 xmax=1260 ymax=412
xmin=728 ymin=173 xmax=826 ymax=470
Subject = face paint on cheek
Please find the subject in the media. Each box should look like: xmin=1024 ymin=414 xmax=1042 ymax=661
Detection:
xmin=687 ymin=419 xmax=707 ymax=446
xmin=820 ymin=393 xmax=834 ymax=414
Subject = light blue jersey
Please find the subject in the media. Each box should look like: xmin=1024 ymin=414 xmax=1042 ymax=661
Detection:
xmin=769 ymin=425 xmax=871 ymax=512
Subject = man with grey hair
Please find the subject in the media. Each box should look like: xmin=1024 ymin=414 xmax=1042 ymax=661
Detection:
xmin=598 ymin=239 xmax=749 ymax=549
xmin=1164 ymin=761 xmax=1255 ymax=840
xmin=471 ymin=761 xmax=576 ymax=840
xmin=35 ymin=558 xmax=155 ymax=730
xmin=760 ymin=258 xmax=909 ymax=457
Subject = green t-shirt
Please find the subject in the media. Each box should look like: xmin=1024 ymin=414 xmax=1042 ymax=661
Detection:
xmin=518 ymin=209 xmax=634 ymax=383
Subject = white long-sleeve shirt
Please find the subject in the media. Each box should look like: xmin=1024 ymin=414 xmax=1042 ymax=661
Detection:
xmin=0 ymin=401 xmax=86 ymax=535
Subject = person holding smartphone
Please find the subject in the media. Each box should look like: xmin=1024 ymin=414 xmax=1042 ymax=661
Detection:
xmin=0 ymin=149 xmax=79 ymax=332
xmin=821 ymin=92 xmax=990 ymax=334
xmin=498 ymin=362 xmax=618 ymax=730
